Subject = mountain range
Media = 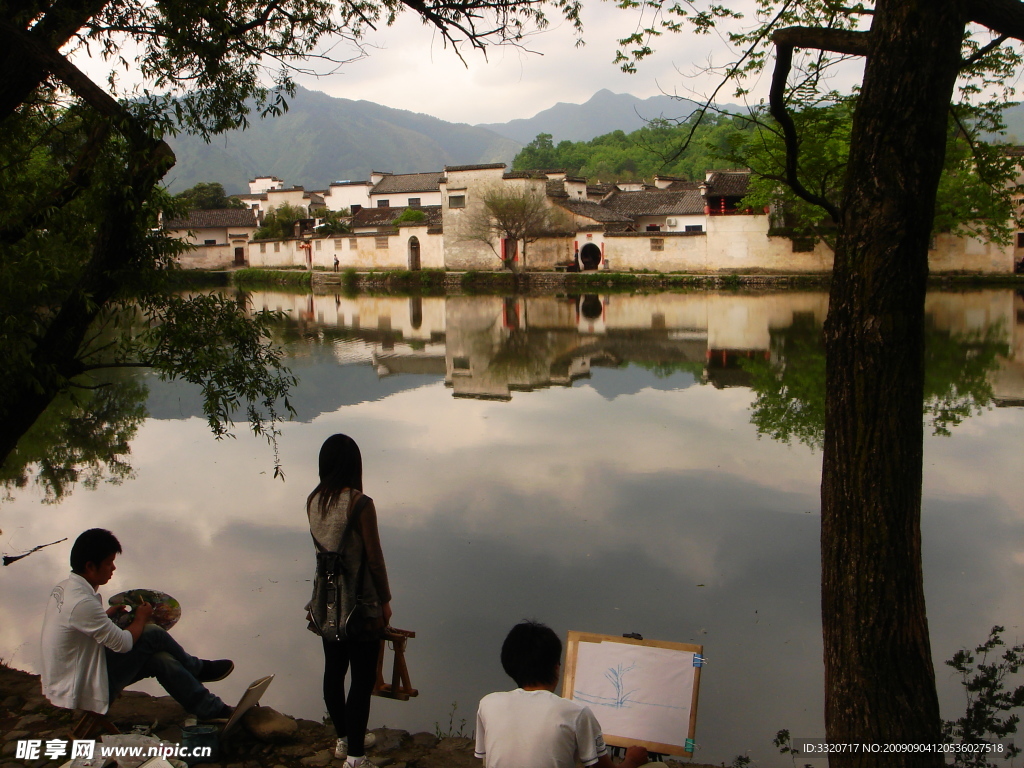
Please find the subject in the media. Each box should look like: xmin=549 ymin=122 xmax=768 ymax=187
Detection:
xmin=164 ymin=87 xmax=707 ymax=194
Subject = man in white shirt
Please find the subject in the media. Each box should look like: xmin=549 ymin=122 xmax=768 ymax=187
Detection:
xmin=41 ymin=529 xmax=234 ymax=719
xmin=475 ymin=621 xmax=648 ymax=768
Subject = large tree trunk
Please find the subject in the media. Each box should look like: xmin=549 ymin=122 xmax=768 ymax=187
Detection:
xmin=821 ymin=3 xmax=965 ymax=765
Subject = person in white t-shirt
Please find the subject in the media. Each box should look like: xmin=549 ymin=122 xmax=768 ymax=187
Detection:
xmin=475 ymin=621 xmax=648 ymax=768
xmin=40 ymin=528 xmax=234 ymax=719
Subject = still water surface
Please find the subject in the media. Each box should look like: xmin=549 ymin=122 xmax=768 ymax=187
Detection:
xmin=2 ymin=288 xmax=1023 ymax=766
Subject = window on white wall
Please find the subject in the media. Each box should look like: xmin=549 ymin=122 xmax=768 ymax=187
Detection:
xmin=685 ymin=225 xmax=704 ymax=233
xmin=274 ymin=242 xmax=280 ymax=252
xmin=377 ymin=200 xmax=390 ymax=208
xmin=375 ymin=236 xmax=389 ymax=249
xmin=334 ymin=239 xmax=343 ymax=248
xmin=260 ymin=243 xmax=266 ymax=253
xmin=449 ymin=195 xmax=466 ymax=208
xmin=315 ymin=240 xmax=321 ymax=250
xmin=349 ymin=238 xmax=358 ymax=250
xmin=408 ymin=197 xmax=420 ymax=207
xmin=650 ymin=238 xmax=664 ymax=251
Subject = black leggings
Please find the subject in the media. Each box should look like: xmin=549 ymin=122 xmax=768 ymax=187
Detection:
xmin=322 ymin=637 xmax=378 ymax=757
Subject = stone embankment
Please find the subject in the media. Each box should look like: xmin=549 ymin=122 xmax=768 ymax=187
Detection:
xmin=0 ymin=664 xmax=720 ymax=768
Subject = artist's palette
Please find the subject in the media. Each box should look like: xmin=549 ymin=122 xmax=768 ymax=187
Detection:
xmin=108 ymin=589 xmax=181 ymax=631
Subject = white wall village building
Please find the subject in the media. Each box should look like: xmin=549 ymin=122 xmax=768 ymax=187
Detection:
xmin=165 ymin=208 xmax=259 ymax=269
xmin=180 ymin=164 xmax=1017 ymax=274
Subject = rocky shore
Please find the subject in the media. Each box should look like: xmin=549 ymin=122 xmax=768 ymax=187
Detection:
xmin=0 ymin=664 xmax=719 ymax=768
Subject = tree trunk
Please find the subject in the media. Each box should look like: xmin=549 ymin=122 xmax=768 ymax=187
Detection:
xmin=821 ymin=3 xmax=966 ymax=766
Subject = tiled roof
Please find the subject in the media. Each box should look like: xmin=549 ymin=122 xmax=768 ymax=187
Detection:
xmin=350 ymin=205 xmax=442 ymax=229
xmin=557 ymin=199 xmax=635 ymax=223
xmin=705 ymin=171 xmax=750 ymax=197
xmin=329 ymin=180 xmax=372 ymax=187
xmin=444 ymin=163 xmax=506 ymax=172
xmin=236 ymin=193 xmax=267 ymax=201
xmin=503 ymin=170 xmax=546 ymax=179
xmin=164 ymin=208 xmax=258 ymax=229
xmin=665 ymin=180 xmax=702 ymax=191
xmin=602 ymin=189 xmax=706 ymax=217
xmin=370 ymin=172 xmax=443 ymax=195
xmin=306 ymin=193 xmax=325 ymax=205
xmin=546 ymin=180 xmax=569 ymax=198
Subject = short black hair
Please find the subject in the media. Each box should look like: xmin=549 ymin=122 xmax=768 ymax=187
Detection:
xmin=500 ymin=620 xmax=562 ymax=688
xmin=70 ymin=529 xmax=121 ymax=574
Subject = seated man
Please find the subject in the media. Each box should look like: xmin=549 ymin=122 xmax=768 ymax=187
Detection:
xmin=40 ymin=528 xmax=234 ymax=720
xmin=475 ymin=621 xmax=648 ymax=768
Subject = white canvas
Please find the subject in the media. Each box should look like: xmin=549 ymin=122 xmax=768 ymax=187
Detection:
xmin=571 ymin=641 xmax=696 ymax=747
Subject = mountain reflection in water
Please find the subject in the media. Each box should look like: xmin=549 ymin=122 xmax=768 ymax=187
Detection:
xmin=1 ymin=289 xmax=1022 ymax=768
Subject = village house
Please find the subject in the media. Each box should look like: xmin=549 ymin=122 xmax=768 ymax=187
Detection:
xmin=164 ymin=207 xmax=259 ymax=269
xmin=226 ymin=164 xmax=1018 ymax=274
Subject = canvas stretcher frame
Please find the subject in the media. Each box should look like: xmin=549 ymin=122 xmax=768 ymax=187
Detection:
xmin=563 ymin=631 xmax=703 ymax=757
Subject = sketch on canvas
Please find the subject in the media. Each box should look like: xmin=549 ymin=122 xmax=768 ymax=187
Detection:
xmin=566 ymin=634 xmax=701 ymax=753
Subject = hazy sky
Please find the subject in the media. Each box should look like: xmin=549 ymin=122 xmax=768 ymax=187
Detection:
xmin=288 ymin=2 xmax=764 ymax=124
xmin=73 ymin=1 xmax=783 ymax=126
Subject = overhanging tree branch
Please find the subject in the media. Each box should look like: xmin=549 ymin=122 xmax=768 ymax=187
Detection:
xmin=767 ymin=26 xmax=871 ymax=223
xmin=969 ymin=0 xmax=1024 ymax=42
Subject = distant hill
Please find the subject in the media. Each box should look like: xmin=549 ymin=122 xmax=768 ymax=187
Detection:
xmin=477 ymin=89 xmax=706 ymax=145
xmin=163 ymin=86 xmax=521 ymax=194
xmin=163 ymin=87 xmax=745 ymax=194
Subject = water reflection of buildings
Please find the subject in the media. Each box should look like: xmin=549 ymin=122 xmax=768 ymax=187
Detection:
xmin=245 ymin=289 xmax=1024 ymax=404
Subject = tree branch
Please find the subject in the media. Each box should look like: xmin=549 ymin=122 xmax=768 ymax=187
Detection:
xmin=962 ymin=33 xmax=1008 ymax=67
xmin=969 ymin=0 xmax=1024 ymax=42
xmin=771 ymin=26 xmax=871 ymax=57
xmin=769 ymin=33 xmax=847 ymax=222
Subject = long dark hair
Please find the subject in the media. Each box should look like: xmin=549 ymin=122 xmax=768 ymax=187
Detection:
xmin=307 ymin=434 xmax=363 ymax=516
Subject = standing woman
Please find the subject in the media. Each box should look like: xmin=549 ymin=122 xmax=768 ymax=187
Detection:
xmin=306 ymin=434 xmax=392 ymax=768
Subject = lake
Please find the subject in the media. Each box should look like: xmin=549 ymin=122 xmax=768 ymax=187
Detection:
xmin=2 ymin=287 xmax=1022 ymax=766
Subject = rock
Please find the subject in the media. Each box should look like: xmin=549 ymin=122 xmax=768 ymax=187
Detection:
xmin=14 ymin=714 xmax=45 ymax=729
xmin=3 ymin=730 xmax=29 ymax=741
xmin=1 ymin=696 xmax=23 ymax=710
xmin=243 ymin=706 xmax=298 ymax=743
xmin=20 ymin=698 xmax=47 ymax=712
xmin=299 ymin=748 xmax=332 ymax=767
xmin=275 ymin=744 xmax=310 ymax=757
xmin=436 ymin=737 xmax=474 ymax=753
xmin=369 ymin=728 xmax=407 ymax=753
xmin=1 ymin=742 xmax=19 ymax=758
xmin=410 ymin=732 xmax=438 ymax=749
xmin=367 ymin=757 xmax=391 ymax=767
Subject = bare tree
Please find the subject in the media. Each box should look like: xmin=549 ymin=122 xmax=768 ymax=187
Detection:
xmin=460 ymin=183 xmax=572 ymax=270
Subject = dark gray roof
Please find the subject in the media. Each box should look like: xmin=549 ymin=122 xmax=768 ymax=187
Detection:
xmin=705 ymin=171 xmax=751 ymax=197
xmin=329 ymin=180 xmax=372 ymax=187
xmin=350 ymin=205 xmax=442 ymax=229
xmin=503 ymin=170 xmax=546 ymax=179
xmin=370 ymin=172 xmax=443 ymax=195
xmin=602 ymin=189 xmax=706 ymax=217
xmin=557 ymin=199 xmax=635 ymax=223
xmin=165 ymin=208 xmax=258 ymax=229
xmin=546 ymin=180 xmax=569 ymax=198
xmin=444 ymin=163 xmax=506 ymax=172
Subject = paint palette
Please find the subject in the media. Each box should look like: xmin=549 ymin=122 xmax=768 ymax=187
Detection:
xmin=108 ymin=589 xmax=181 ymax=631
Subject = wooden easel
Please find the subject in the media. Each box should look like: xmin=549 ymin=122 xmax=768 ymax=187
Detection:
xmin=373 ymin=627 xmax=418 ymax=700
xmin=70 ymin=709 xmax=120 ymax=740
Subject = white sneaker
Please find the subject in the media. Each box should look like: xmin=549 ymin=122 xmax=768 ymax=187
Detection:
xmin=334 ymin=738 xmax=348 ymax=760
xmin=345 ymin=757 xmax=368 ymax=767
xmin=335 ymin=733 xmax=374 ymax=759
